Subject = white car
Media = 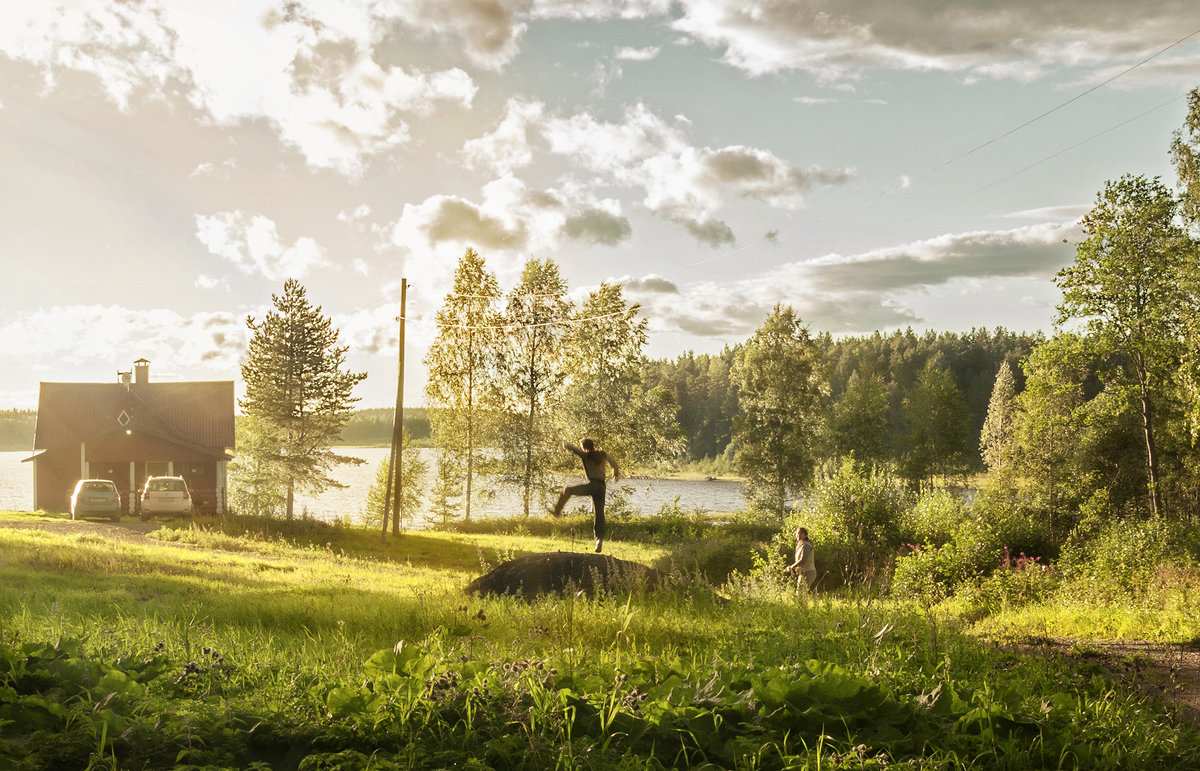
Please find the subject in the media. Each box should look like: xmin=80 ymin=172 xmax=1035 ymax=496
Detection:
xmin=70 ymin=479 xmax=121 ymax=521
xmin=139 ymin=476 xmax=194 ymax=517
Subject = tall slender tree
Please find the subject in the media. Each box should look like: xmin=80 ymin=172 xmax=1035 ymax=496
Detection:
xmin=563 ymin=283 xmax=683 ymax=468
xmin=732 ymin=305 xmax=825 ymax=515
xmin=424 ymin=248 xmax=502 ymax=521
xmin=497 ymin=258 xmax=572 ymax=516
xmin=240 ymin=279 xmax=367 ymax=518
xmin=827 ymin=369 xmax=890 ymax=468
xmin=1056 ymin=175 xmax=1192 ymax=516
xmin=979 ymin=360 xmax=1018 ymax=477
xmin=900 ymin=354 xmax=970 ymax=485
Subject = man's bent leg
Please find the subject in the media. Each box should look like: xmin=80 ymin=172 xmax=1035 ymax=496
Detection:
xmin=592 ymin=483 xmax=606 ymax=551
xmin=553 ymin=482 xmax=592 ymax=516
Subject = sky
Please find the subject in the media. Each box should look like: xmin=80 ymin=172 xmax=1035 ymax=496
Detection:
xmin=1 ymin=1 xmax=1198 ymax=411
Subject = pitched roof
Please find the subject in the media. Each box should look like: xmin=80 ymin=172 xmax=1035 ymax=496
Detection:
xmin=34 ymin=381 xmax=235 ymax=453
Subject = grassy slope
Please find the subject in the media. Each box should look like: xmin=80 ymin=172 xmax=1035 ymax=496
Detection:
xmin=0 ymin=511 xmax=1198 ymax=770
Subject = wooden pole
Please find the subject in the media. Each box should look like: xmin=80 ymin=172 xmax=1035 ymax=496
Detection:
xmin=390 ymin=279 xmax=407 ymax=536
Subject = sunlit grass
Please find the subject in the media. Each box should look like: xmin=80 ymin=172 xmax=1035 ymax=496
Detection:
xmin=1 ymin=510 xmax=1197 ymax=769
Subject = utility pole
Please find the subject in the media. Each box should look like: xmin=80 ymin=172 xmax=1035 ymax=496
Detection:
xmin=388 ymin=279 xmax=407 ymax=536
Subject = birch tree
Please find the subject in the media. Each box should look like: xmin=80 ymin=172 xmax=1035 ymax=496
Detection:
xmin=424 ymin=248 xmax=502 ymax=521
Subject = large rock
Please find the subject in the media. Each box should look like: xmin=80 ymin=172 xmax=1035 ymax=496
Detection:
xmin=466 ymin=551 xmax=662 ymax=598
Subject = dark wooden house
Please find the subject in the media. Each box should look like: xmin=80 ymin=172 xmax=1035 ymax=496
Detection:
xmin=29 ymin=359 xmax=235 ymax=515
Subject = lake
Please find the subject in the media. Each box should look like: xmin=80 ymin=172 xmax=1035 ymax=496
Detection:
xmin=0 ymin=448 xmax=745 ymax=526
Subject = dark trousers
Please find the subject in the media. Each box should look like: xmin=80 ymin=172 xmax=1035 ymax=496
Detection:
xmin=554 ymin=479 xmax=606 ymax=541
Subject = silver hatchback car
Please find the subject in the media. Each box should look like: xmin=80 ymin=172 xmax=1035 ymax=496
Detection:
xmin=70 ymin=479 xmax=122 ymax=521
xmin=139 ymin=476 xmax=194 ymax=517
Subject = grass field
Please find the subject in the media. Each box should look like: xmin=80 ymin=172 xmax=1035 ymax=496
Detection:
xmin=0 ymin=510 xmax=1197 ymax=770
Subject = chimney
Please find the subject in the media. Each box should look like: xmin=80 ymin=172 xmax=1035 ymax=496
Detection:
xmin=134 ymin=358 xmax=150 ymax=385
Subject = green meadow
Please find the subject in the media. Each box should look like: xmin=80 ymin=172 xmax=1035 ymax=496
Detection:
xmin=0 ymin=510 xmax=1197 ymax=770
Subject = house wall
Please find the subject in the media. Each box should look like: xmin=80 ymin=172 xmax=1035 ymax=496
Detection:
xmin=34 ymin=434 xmax=228 ymax=514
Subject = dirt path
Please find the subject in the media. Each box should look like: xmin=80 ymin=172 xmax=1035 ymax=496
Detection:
xmin=1008 ymin=637 xmax=1200 ymax=730
xmin=0 ymin=517 xmax=168 ymax=543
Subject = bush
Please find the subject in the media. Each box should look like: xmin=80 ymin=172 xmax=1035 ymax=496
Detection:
xmin=891 ymin=493 xmax=1056 ymax=602
xmin=1058 ymin=507 xmax=1200 ymax=600
xmin=787 ymin=459 xmax=908 ymax=587
xmin=654 ymin=533 xmax=762 ymax=584
xmin=900 ymin=487 xmax=967 ymax=546
xmin=958 ymin=553 xmax=1059 ymax=616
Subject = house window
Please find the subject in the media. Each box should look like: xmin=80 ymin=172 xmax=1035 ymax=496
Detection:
xmin=145 ymin=462 xmax=170 ymax=477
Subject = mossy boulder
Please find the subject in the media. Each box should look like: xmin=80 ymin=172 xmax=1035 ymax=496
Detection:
xmin=466 ymin=551 xmax=661 ymax=598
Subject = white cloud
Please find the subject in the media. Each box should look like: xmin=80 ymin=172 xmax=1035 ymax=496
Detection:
xmin=195 ymin=211 xmax=327 ymax=281
xmin=670 ymin=0 xmax=1200 ymax=83
xmin=0 ymin=305 xmax=246 ymax=380
xmin=614 ymin=45 xmax=661 ymax=61
xmin=627 ymin=220 xmax=1080 ymax=338
xmin=0 ymin=1 xmax=477 ymax=175
xmin=541 ymin=104 xmax=853 ymax=244
xmin=462 ymin=97 xmax=545 ymax=175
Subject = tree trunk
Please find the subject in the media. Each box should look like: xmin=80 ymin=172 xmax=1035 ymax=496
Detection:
xmin=286 ymin=476 xmax=294 ymax=519
xmin=1137 ymin=365 xmax=1161 ymax=517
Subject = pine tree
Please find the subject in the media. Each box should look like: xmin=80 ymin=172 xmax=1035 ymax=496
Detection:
xmin=900 ymin=354 xmax=970 ymax=485
xmin=979 ymin=360 xmax=1018 ymax=476
xmin=239 ymin=279 xmax=367 ymax=518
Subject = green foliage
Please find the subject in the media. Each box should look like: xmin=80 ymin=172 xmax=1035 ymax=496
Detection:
xmin=1057 ymin=510 xmax=1200 ymax=601
xmin=733 ymin=305 xmax=826 ymax=515
xmin=1056 ymin=174 xmax=1194 ymax=516
xmin=790 ymin=459 xmax=908 ymax=587
xmin=362 ymin=431 xmax=428 ymax=532
xmin=826 ymin=370 xmax=890 ymax=468
xmin=496 ymin=258 xmax=572 ymax=516
xmin=226 ymin=414 xmax=288 ymax=518
xmin=979 ymin=360 xmax=1018 ymax=477
xmin=2 ymin=518 xmax=1200 ymax=769
xmin=893 ymin=494 xmax=1056 ymax=603
xmin=0 ymin=409 xmax=35 ymax=452
xmin=899 ymin=486 xmax=967 ymax=546
xmin=337 ymin=408 xmax=430 ymax=446
xmin=564 ymin=283 xmax=683 ymax=469
xmin=239 ymin=278 xmax=367 ymax=518
xmin=900 ymin=353 xmax=971 ymax=485
xmin=425 ymin=248 xmax=504 ymax=521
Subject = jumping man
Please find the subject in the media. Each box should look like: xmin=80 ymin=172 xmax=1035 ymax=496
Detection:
xmin=551 ymin=438 xmax=620 ymax=553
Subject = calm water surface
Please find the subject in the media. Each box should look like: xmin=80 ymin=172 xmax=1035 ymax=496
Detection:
xmin=0 ymin=448 xmax=745 ymax=525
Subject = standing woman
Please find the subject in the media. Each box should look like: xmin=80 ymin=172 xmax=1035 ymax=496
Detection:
xmin=787 ymin=526 xmax=817 ymax=593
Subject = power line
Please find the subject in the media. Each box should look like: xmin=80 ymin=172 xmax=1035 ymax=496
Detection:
xmin=926 ymin=28 xmax=1200 ymax=175
xmin=688 ymin=29 xmax=1200 ymax=268
xmin=398 ymin=309 xmax=633 ymax=331
xmin=894 ymin=92 xmax=1188 ymax=226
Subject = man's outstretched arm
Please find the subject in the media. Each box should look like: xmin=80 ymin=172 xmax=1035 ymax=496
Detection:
xmin=608 ymin=455 xmax=621 ymax=482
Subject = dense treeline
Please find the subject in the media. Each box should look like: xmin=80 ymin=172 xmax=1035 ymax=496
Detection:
xmin=644 ymin=328 xmax=1038 ymax=472
xmin=337 ymin=407 xmax=431 ymax=446
xmin=0 ymin=410 xmax=35 ymax=452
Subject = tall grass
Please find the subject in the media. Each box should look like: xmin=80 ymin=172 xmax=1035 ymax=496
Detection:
xmin=0 ymin=511 xmax=1197 ymax=769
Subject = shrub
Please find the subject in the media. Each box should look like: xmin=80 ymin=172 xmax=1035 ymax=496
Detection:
xmin=958 ymin=551 xmax=1059 ymax=616
xmin=653 ymin=533 xmax=762 ymax=584
xmin=899 ymin=486 xmax=967 ymax=546
xmin=787 ymin=458 xmax=908 ymax=587
xmin=1058 ymin=508 xmax=1200 ymax=600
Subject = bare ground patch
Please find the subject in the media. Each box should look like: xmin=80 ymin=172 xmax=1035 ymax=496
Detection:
xmin=1010 ymin=637 xmax=1200 ymax=730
